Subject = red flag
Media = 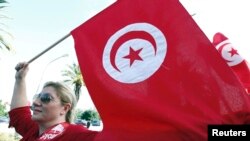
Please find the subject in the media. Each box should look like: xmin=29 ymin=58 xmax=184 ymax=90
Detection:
xmin=71 ymin=0 xmax=250 ymax=140
xmin=213 ymin=32 xmax=250 ymax=94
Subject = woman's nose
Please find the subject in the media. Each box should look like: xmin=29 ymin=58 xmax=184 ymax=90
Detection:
xmin=32 ymin=98 xmax=42 ymax=106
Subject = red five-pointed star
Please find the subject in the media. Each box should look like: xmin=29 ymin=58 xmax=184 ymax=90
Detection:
xmin=228 ymin=48 xmax=239 ymax=57
xmin=123 ymin=47 xmax=143 ymax=66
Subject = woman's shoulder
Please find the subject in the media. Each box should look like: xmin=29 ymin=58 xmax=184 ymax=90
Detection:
xmin=68 ymin=123 xmax=88 ymax=131
xmin=63 ymin=124 xmax=99 ymax=140
xmin=67 ymin=123 xmax=98 ymax=133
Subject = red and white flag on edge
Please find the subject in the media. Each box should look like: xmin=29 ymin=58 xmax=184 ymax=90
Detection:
xmin=213 ymin=32 xmax=250 ymax=94
xmin=71 ymin=0 xmax=250 ymax=140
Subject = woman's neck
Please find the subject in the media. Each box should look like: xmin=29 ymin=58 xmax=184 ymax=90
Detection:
xmin=38 ymin=120 xmax=66 ymax=135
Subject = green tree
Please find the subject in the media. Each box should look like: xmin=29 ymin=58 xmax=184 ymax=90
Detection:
xmin=61 ymin=63 xmax=84 ymax=102
xmin=0 ymin=0 xmax=12 ymax=51
xmin=75 ymin=108 xmax=84 ymax=119
xmin=81 ymin=109 xmax=100 ymax=121
xmin=0 ymin=100 xmax=8 ymax=117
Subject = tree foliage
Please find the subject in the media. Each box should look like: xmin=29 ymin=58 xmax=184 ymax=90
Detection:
xmin=80 ymin=109 xmax=100 ymax=121
xmin=0 ymin=0 xmax=12 ymax=51
xmin=62 ymin=63 xmax=84 ymax=102
xmin=0 ymin=100 xmax=8 ymax=117
xmin=0 ymin=133 xmax=21 ymax=141
xmin=75 ymin=108 xmax=84 ymax=119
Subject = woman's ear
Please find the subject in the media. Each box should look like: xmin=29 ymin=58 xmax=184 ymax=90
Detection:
xmin=60 ymin=103 xmax=71 ymax=115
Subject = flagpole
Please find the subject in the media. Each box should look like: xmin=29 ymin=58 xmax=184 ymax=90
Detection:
xmin=27 ymin=33 xmax=71 ymax=64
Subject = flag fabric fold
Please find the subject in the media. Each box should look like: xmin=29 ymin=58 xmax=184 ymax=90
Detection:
xmin=71 ymin=0 xmax=250 ymax=140
xmin=213 ymin=32 xmax=250 ymax=94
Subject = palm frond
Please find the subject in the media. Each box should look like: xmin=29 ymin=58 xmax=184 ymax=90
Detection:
xmin=0 ymin=0 xmax=8 ymax=3
xmin=0 ymin=0 xmax=12 ymax=51
xmin=0 ymin=6 xmax=7 ymax=9
xmin=0 ymin=35 xmax=11 ymax=50
xmin=61 ymin=63 xmax=85 ymax=102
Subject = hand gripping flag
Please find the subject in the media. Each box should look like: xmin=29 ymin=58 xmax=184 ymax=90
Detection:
xmin=71 ymin=0 xmax=250 ymax=140
xmin=213 ymin=32 xmax=250 ymax=94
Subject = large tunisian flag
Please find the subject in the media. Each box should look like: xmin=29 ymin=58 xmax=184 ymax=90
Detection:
xmin=71 ymin=0 xmax=250 ymax=140
xmin=213 ymin=32 xmax=250 ymax=94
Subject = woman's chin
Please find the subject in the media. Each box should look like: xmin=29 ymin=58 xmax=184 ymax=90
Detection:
xmin=31 ymin=115 xmax=42 ymax=121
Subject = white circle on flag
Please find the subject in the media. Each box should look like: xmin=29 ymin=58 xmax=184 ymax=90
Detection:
xmin=220 ymin=43 xmax=243 ymax=66
xmin=102 ymin=23 xmax=167 ymax=83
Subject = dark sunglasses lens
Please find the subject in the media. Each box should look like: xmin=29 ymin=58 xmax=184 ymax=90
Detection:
xmin=40 ymin=93 xmax=53 ymax=103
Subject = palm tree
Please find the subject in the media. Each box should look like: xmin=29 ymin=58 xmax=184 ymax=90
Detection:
xmin=61 ymin=63 xmax=84 ymax=102
xmin=0 ymin=0 xmax=12 ymax=51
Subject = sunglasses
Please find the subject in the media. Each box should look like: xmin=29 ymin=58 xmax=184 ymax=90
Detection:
xmin=33 ymin=93 xmax=55 ymax=104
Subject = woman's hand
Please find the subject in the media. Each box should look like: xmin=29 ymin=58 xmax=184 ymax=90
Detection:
xmin=15 ymin=62 xmax=29 ymax=80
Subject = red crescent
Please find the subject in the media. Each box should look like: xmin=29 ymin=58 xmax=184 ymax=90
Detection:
xmin=110 ymin=31 xmax=157 ymax=72
xmin=217 ymin=43 xmax=233 ymax=63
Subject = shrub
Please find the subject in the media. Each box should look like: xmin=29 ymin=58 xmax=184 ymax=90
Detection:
xmin=0 ymin=133 xmax=21 ymax=141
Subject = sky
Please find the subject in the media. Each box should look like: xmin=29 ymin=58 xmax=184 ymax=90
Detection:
xmin=0 ymin=0 xmax=115 ymax=111
xmin=0 ymin=0 xmax=249 ymax=111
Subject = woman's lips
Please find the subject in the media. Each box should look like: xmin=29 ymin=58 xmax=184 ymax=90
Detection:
xmin=30 ymin=106 xmax=42 ymax=113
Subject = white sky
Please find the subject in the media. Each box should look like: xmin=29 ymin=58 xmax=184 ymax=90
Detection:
xmin=0 ymin=0 xmax=249 ymax=111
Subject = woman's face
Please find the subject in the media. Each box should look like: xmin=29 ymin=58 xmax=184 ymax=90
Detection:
xmin=31 ymin=86 xmax=66 ymax=124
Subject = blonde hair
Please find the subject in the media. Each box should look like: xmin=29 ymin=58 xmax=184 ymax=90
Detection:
xmin=43 ymin=81 xmax=77 ymax=123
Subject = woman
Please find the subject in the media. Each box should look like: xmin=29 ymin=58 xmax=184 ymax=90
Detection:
xmin=9 ymin=62 xmax=98 ymax=141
